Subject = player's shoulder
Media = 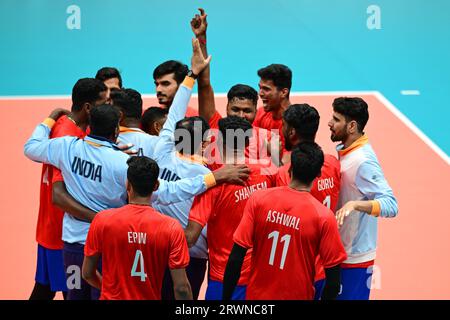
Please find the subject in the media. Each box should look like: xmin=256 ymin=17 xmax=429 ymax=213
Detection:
xmin=51 ymin=116 xmax=82 ymax=138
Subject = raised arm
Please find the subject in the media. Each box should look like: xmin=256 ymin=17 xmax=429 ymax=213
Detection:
xmin=154 ymin=38 xmax=212 ymax=157
xmin=191 ymin=8 xmax=217 ymax=122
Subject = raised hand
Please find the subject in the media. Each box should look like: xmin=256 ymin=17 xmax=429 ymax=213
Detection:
xmin=190 ymin=8 xmax=208 ymax=37
xmin=190 ymin=38 xmax=212 ymax=76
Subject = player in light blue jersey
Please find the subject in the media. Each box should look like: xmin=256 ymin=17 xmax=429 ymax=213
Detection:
xmin=24 ymin=104 xmax=218 ymax=300
xmin=328 ymin=97 xmax=398 ymax=300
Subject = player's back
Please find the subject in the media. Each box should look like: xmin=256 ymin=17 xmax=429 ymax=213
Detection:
xmin=277 ymin=154 xmax=341 ymax=211
xmin=240 ymin=186 xmax=345 ymax=299
xmin=118 ymin=127 xmax=159 ymax=159
xmin=87 ymin=204 xmax=189 ymax=300
xmin=190 ymin=163 xmax=276 ymax=284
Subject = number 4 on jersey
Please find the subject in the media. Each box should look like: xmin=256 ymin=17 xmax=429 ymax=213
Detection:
xmin=131 ymin=249 xmax=147 ymax=282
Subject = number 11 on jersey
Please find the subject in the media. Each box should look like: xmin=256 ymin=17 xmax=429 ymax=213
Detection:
xmin=268 ymin=231 xmax=291 ymax=270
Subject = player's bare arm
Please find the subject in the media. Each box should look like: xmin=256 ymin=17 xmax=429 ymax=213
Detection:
xmin=52 ymin=181 xmax=96 ymax=222
xmin=191 ymin=8 xmax=216 ymax=122
xmin=222 ymin=243 xmax=247 ymax=300
xmin=184 ymin=220 xmax=203 ymax=248
xmin=212 ymin=164 xmax=251 ymax=186
xmin=321 ymin=264 xmax=341 ymax=300
xmin=170 ymin=268 xmax=193 ymax=300
xmin=82 ymin=254 xmax=102 ymax=290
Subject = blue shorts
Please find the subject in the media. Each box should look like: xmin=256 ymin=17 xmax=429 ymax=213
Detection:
xmin=336 ymin=267 xmax=373 ymax=300
xmin=35 ymin=244 xmax=68 ymax=292
xmin=205 ymin=279 xmax=246 ymax=300
xmin=63 ymin=242 xmax=101 ymax=300
xmin=314 ymin=279 xmax=326 ymax=300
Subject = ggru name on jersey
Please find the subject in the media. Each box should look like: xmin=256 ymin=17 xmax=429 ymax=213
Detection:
xmin=71 ymin=156 xmax=102 ymax=182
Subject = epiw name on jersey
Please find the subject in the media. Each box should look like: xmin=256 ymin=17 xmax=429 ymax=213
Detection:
xmin=317 ymin=177 xmax=334 ymax=191
xmin=266 ymin=210 xmax=300 ymax=230
xmin=128 ymin=232 xmax=147 ymax=244
xmin=234 ymin=181 xmax=268 ymax=203
xmin=71 ymin=156 xmax=102 ymax=182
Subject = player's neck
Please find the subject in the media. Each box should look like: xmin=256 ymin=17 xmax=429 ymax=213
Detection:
xmin=221 ymin=148 xmax=246 ymax=165
xmin=289 ymin=179 xmax=312 ymax=193
xmin=121 ymin=118 xmax=141 ymax=129
xmin=272 ymin=99 xmax=291 ymax=119
xmin=128 ymin=196 xmax=152 ymax=206
xmin=69 ymin=112 xmax=88 ymax=131
xmin=343 ymin=133 xmax=363 ymax=149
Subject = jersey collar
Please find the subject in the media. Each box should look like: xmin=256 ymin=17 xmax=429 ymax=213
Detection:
xmin=337 ymin=134 xmax=369 ymax=158
xmin=85 ymin=134 xmax=117 ymax=149
xmin=119 ymin=126 xmax=145 ymax=134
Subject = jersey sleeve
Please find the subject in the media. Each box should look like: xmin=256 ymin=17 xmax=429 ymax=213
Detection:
xmin=355 ymin=160 xmax=398 ymax=218
xmin=24 ymin=120 xmax=70 ymax=169
xmin=150 ymin=172 xmax=215 ymax=205
xmin=318 ymin=210 xmax=347 ymax=269
xmin=188 ymin=188 xmax=217 ymax=227
xmin=168 ymin=221 xmax=190 ymax=269
xmin=233 ymin=194 xmax=256 ymax=249
xmin=84 ymin=213 xmax=104 ymax=257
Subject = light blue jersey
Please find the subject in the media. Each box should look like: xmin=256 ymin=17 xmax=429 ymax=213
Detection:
xmin=117 ymin=127 xmax=159 ymax=159
xmin=337 ymin=135 xmax=398 ymax=264
xmin=152 ymin=77 xmax=210 ymax=259
xmin=24 ymin=118 xmax=215 ymax=244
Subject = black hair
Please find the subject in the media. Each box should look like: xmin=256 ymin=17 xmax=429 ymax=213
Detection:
xmin=332 ymin=97 xmax=369 ymax=133
xmin=110 ymin=88 xmax=143 ymax=120
xmin=257 ymin=64 xmax=292 ymax=92
xmin=126 ymin=156 xmax=159 ymax=197
xmin=291 ymin=141 xmax=324 ymax=185
xmin=95 ymin=67 xmax=123 ymax=88
xmin=218 ymin=116 xmax=253 ymax=150
xmin=283 ymin=104 xmax=320 ymax=141
xmin=89 ymin=104 xmax=121 ymax=139
xmin=71 ymin=78 xmax=107 ymax=112
xmin=153 ymin=60 xmax=188 ymax=84
xmin=174 ymin=116 xmax=210 ymax=155
xmin=227 ymin=84 xmax=258 ymax=106
xmin=141 ymin=107 xmax=168 ymax=134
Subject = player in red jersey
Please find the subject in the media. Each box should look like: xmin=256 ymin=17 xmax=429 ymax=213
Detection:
xmin=191 ymin=9 xmax=281 ymax=167
xmin=82 ymin=156 xmax=192 ymax=300
xmin=185 ymin=116 xmax=276 ymax=300
xmin=254 ymin=63 xmax=292 ymax=159
xmin=29 ymin=78 xmax=108 ymax=300
xmin=277 ymin=103 xmax=341 ymax=299
xmin=223 ymin=142 xmax=347 ymax=300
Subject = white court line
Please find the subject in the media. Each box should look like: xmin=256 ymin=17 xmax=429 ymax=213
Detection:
xmin=401 ymin=90 xmax=421 ymax=96
xmin=374 ymin=91 xmax=449 ymax=165
xmin=0 ymin=91 xmax=448 ymax=164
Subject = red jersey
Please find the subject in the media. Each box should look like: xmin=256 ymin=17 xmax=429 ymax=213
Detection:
xmin=233 ymin=187 xmax=347 ymax=300
xmin=159 ymin=105 xmax=197 ymax=117
xmin=189 ymin=164 xmax=276 ymax=285
xmin=206 ymin=111 xmax=278 ymax=169
xmin=84 ymin=204 xmax=190 ymax=300
xmin=277 ymin=154 xmax=341 ymax=211
xmin=252 ymin=107 xmax=286 ymax=154
xmin=36 ymin=115 xmax=86 ymax=249
xmin=276 ymin=153 xmax=341 ymax=281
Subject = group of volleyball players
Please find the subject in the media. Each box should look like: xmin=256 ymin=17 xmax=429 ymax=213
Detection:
xmin=25 ymin=8 xmax=398 ymax=301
